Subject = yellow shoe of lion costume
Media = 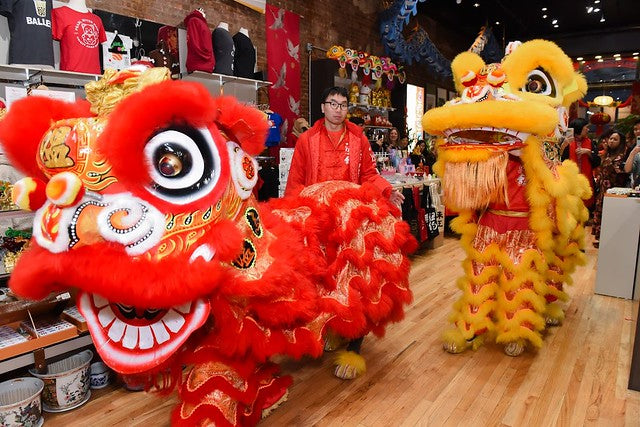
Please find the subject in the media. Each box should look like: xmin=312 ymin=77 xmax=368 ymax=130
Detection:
xmin=423 ymin=40 xmax=591 ymax=356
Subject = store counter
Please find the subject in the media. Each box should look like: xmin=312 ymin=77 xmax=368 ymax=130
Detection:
xmin=594 ymin=193 xmax=640 ymax=300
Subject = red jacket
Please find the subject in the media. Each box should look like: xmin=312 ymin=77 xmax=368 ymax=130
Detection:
xmin=285 ymin=119 xmax=391 ymax=197
xmin=184 ymin=10 xmax=215 ymax=73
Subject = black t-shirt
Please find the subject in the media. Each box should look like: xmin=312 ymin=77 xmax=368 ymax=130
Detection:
xmin=0 ymin=0 xmax=54 ymax=66
xmin=232 ymin=32 xmax=255 ymax=78
xmin=212 ymin=27 xmax=234 ymax=75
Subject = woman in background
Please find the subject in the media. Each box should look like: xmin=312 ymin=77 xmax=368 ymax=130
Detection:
xmin=561 ymin=118 xmax=599 ymax=209
xmin=592 ymin=130 xmax=628 ymax=247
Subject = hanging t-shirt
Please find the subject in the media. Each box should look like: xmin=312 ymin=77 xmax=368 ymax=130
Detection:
xmin=265 ymin=111 xmax=283 ymax=147
xmin=232 ymin=32 xmax=255 ymax=78
xmin=0 ymin=0 xmax=54 ymax=67
xmin=52 ymin=6 xmax=106 ymax=74
xmin=212 ymin=27 xmax=234 ymax=75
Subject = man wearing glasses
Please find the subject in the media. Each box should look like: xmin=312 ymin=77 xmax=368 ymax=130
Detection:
xmin=285 ymin=86 xmax=404 ymax=206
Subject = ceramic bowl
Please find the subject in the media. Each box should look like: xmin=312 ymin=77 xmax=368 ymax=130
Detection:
xmin=0 ymin=377 xmax=44 ymax=426
xmin=29 ymin=349 xmax=92 ymax=412
xmin=89 ymin=362 xmax=111 ymax=390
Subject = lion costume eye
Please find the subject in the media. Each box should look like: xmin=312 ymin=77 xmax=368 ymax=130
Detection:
xmin=521 ymin=68 xmax=556 ymax=97
xmin=144 ymin=126 xmax=221 ymax=204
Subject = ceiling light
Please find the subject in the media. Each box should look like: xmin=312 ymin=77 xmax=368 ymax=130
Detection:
xmin=595 ymin=55 xmax=602 ymax=59
xmin=552 ymin=19 xmax=558 ymax=24
xmin=594 ymin=95 xmax=613 ymax=106
xmin=597 ymin=58 xmax=604 ymax=62
xmin=615 ymin=57 xmax=622 ymax=61
xmin=587 ymin=6 xmax=593 ymax=13
xmin=474 ymin=3 xmax=479 ymax=7
xmin=495 ymin=21 xmax=500 ymax=25
xmin=542 ymin=14 xmax=547 ymax=18
xmin=576 ymin=57 xmax=584 ymax=61
xmin=580 ymin=60 xmax=586 ymax=64
xmin=633 ymin=52 xmax=639 ymax=55
xmin=593 ymin=8 xmax=600 ymax=12
xmin=542 ymin=7 xmax=547 ymax=11
xmin=594 ymin=0 xmax=600 ymax=3
xmin=600 ymin=16 xmax=605 ymax=22
xmin=613 ymin=53 xmax=621 ymax=57
xmin=456 ymin=0 xmax=461 ymax=4
xmin=553 ymin=24 xmax=559 ymax=28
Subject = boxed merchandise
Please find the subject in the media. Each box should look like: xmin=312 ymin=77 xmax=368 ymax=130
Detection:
xmin=0 ymin=317 xmax=77 ymax=360
xmin=61 ymin=305 xmax=88 ymax=333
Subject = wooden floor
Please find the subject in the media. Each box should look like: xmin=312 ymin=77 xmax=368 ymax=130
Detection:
xmin=45 ymin=230 xmax=640 ymax=426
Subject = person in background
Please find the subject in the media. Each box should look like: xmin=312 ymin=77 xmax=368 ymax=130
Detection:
xmin=623 ymin=119 xmax=640 ymax=187
xmin=285 ymin=86 xmax=404 ymax=379
xmin=284 ymin=117 xmax=310 ymax=148
xmin=410 ymin=140 xmax=427 ymax=167
xmin=592 ymin=130 xmax=628 ymax=247
xmin=372 ymin=126 xmax=398 ymax=153
xmin=560 ymin=118 xmax=599 ymax=209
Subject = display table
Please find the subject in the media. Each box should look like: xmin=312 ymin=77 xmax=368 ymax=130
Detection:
xmin=594 ymin=194 xmax=640 ymax=300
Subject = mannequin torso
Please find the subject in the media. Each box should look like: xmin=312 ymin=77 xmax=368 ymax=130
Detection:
xmin=217 ymin=22 xmax=229 ymax=31
xmin=239 ymin=27 xmax=249 ymax=37
xmin=66 ymin=0 xmax=89 ymax=13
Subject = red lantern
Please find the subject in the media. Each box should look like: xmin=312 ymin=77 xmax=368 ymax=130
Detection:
xmin=590 ymin=112 xmax=611 ymax=125
xmin=590 ymin=112 xmax=611 ymax=136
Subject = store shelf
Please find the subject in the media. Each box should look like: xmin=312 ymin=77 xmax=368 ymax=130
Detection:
xmin=0 ymin=333 xmax=93 ymax=374
xmin=181 ymin=71 xmax=270 ymax=89
xmin=350 ymin=103 xmax=395 ymax=112
xmin=0 ymin=65 xmax=100 ymax=86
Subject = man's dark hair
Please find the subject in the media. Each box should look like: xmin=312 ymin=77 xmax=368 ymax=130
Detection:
xmin=321 ymin=86 xmax=348 ymax=102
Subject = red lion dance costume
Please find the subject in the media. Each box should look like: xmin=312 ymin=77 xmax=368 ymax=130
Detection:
xmin=422 ymin=40 xmax=590 ymax=356
xmin=0 ymin=67 xmax=415 ymax=425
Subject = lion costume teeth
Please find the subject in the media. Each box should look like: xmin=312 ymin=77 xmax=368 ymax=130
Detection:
xmin=423 ymin=39 xmax=591 ymax=355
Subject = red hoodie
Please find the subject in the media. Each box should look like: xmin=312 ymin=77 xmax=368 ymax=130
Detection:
xmin=184 ymin=10 xmax=215 ymax=73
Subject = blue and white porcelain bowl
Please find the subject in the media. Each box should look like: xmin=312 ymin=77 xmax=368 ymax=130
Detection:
xmin=89 ymin=362 xmax=111 ymax=389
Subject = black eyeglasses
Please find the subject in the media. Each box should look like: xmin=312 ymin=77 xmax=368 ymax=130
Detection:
xmin=323 ymin=101 xmax=349 ymax=111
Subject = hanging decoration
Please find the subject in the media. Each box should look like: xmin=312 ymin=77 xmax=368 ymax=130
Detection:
xmin=326 ymin=46 xmax=406 ymax=84
xmin=379 ymin=0 xmax=501 ymax=80
xmin=578 ymin=95 xmax=633 ymax=109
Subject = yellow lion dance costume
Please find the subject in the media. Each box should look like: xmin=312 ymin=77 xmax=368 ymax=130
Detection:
xmin=422 ymin=40 xmax=590 ymax=356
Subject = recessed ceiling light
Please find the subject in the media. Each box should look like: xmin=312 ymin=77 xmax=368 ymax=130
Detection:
xmin=495 ymin=21 xmax=500 ymax=25
xmin=587 ymin=6 xmax=593 ymax=13
xmin=613 ymin=53 xmax=621 ymax=57
xmin=542 ymin=14 xmax=547 ymax=18
xmin=580 ymin=60 xmax=586 ymax=64
xmin=615 ymin=57 xmax=622 ymax=61
xmin=553 ymin=24 xmax=559 ymax=28
xmin=595 ymin=55 xmax=602 ymax=59
xmin=593 ymin=8 xmax=600 ymax=12
xmin=597 ymin=59 xmax=604 ymax=62
xmin=577 ymin=57 xmax=584 ymax=61
xmin=594 ymin=0 xmax=600 ymax=3
xmin=552 ymin=19 xmax=558 ymax=24
xmin=633 ymin=52 xmax=639 ymax=55
xmin=600 ymin=16 xmax=605 ymax=22
xmin=474 ymin=3 xmax=480 ymax=7
xmin=542 ymin=7 xmax=547 ymax=11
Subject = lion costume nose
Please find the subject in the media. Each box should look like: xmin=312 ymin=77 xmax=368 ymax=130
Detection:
xmin=45 ymin=172 xmax=86 ymax=207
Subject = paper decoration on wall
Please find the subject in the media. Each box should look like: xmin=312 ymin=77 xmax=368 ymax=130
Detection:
xmin=266 ymin=5 xmax=300 ymax=145
xmin=379 ymin=0 xmax=501 ymax=79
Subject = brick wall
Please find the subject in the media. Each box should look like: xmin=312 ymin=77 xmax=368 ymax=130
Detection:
xmin=86 ymin=0 xmax=461 ymax=117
